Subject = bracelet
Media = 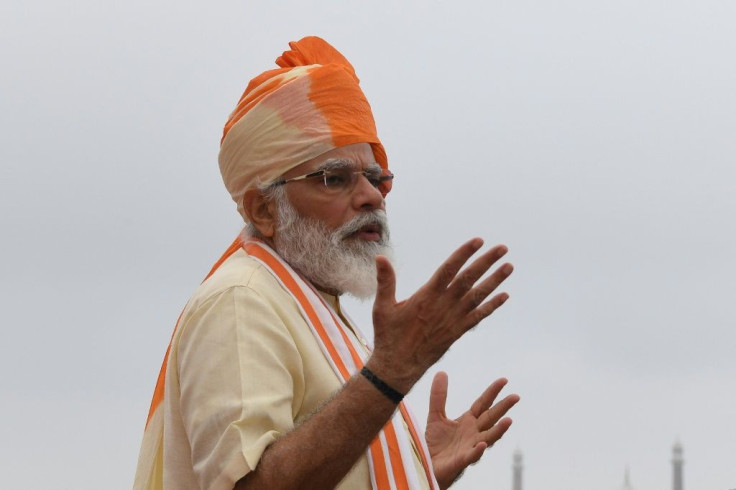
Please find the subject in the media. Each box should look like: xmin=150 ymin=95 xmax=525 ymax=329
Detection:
xmin=360 ymin=367 xmax=404 ymax=404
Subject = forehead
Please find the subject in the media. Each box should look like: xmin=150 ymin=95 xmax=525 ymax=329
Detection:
xmin=281 ymin=143 xmax=375 ymax=179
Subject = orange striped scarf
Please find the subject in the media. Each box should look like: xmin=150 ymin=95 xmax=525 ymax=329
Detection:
xmin=135 ymin=237 xmax=438 ymax=490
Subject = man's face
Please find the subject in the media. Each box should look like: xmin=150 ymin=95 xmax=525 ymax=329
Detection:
xmin=276 ymin=143 xmax=387 ymax=236
xmin=267 ymin=143 xmax=394 ymax=298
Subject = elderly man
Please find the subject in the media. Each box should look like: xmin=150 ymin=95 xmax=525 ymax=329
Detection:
xmin=135 ymin=37 xmax=518 ymax=490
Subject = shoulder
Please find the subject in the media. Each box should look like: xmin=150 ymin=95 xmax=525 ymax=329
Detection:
xmin=175 ymin=248 xmax=308 ymax=350
xmin=186 ymin=248 xmax=290 ymax=312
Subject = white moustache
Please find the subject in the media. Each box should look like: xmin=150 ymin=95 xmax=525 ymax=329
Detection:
xmin=336 ymin=210 xmax=389 ymax=242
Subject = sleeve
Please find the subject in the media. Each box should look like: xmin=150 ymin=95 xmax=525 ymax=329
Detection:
xmin=176 ymin=285 xmax=306 ymax=490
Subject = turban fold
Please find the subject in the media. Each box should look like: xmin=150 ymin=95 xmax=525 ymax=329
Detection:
xmin=218 ymin=36 xmax=390 ymax=220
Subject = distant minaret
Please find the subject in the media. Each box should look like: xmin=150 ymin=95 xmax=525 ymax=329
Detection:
xmin=672 ymin=441 xmax=684 ymax=490
xmin=621 ymin=466 xmax=634 ymax=490
xmin=512 ymin=449 xmax=523 ymax=490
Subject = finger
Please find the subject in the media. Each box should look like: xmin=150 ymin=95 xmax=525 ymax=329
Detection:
xmin=478 ymin=394 xmax=521 ymax=430
xmin=463 ymin=441 xmax=487 ymax=467
xmin=479 ymin=416 xmax=513 ymax=447
xmin=447 ymin=245 xmax=508 ymax=296
xmin=427 ymin=238 xmax=484 ymax=291
xmin=427 ymin=371 xmax=449 ymax=423
xmin=461 ymin=262 xmax=514 ymax=310
xmin=373 ymin=255 xmax=397 ymax=309
xmin=465 ymin=292 xmax=510 ymax=327
xmin=470 ymin=378 xmax=508 ymax=417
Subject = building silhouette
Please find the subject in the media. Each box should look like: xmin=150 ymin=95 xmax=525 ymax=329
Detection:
xmin=620 ymin=466 xmax=634 ymax=490
xmin=510 ymin=441 xmax=684 ymax=490
xmin=672 ymin=440 xmax=684 ymax=490
xmin=512 ymin=449 xmax=522 ymax=490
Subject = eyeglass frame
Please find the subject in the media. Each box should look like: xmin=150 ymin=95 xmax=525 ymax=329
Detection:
xmin=271 ymin=160 xmax=394 ymax=196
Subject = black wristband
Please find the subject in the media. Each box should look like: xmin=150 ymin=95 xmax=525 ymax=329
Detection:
xmin=360 ymin=366 xmax=404 ymax=404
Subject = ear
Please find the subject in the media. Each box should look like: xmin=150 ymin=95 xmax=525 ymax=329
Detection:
xmin=243 ymin=188 xmax=277 ymax=238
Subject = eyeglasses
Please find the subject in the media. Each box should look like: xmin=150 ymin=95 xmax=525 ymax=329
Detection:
xmin=273 ymin=166 xmax=394 ymax=196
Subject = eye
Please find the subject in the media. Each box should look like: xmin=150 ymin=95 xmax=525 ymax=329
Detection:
xmin=364 ymin=170 xmax=383 ymax=188
xmin=323 ymin=169 xmax=351 ymax=188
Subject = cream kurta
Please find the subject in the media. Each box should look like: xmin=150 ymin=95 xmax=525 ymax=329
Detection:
xmin=161 ymin=248 xmax=429 ymax=489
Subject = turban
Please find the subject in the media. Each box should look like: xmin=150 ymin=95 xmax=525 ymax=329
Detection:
xmin=218 ymin=36 xmax=390 ymax=220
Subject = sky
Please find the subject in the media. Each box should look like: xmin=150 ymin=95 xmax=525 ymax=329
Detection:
xmin=1 ymin=0 xmax=734 ymax=489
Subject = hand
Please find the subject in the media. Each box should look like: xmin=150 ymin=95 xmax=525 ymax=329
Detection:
xmin=425 ymin=373 xmax=520 ymax=489
xmin=367 ymin=239 xmax=513 ymax=392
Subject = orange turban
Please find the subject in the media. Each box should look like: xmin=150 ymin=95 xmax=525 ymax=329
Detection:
xmin=218 ymin=36 xmax=390 ymax=220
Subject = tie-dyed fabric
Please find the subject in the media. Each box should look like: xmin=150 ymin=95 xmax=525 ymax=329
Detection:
xmin=218 ymin=36 xmax=391 ymax=220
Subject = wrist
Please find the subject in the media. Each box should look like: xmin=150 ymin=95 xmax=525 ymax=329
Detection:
xmin=364 ymin=356 xmax=418 ymax=395
xmin=360 ymin=367 xmax=404 ymax=404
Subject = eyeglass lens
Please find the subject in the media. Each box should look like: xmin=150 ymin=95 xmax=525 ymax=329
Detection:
xmin=322 ymin=168 xmax=388 ymax=191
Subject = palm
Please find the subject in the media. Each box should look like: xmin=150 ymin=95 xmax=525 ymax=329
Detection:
xmin=425 ymin=373 xmax=519 ymax=489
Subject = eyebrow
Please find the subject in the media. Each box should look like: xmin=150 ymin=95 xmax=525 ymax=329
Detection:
xmin=318 ymin=158 xmax=382 ymax=172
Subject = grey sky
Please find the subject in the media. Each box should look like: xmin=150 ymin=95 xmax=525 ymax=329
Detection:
xmin=1 ymin=1 xmax=734 ymax=488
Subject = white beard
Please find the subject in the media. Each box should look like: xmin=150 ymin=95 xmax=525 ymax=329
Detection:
xmin=271 ymin=191 xmax=394 ymax=300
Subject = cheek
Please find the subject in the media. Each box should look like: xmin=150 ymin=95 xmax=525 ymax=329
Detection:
xmin=315 ymin=204 xmax=351 ymax=229
xmin=289 ymin=193 xmax=350 ymax=228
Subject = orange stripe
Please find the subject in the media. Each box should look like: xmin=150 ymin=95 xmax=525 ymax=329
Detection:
xmin=399 ymin=404 xmax=437 ymax=490
xmin=144 ymin=325 xmax=175 ymax=428
xmin=244 ymin=242 xmax=352 ymax=380
xmin=382 ymin=420 xmax=410 ymax=490
xmin=145 ymin=236 xmax=244 ymax=428
xmin=369 ymin=438 xmax=391 ymax=490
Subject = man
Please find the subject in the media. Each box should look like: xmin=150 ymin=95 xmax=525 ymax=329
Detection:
xmin=135 ymin=36 xmax=518 ymax=490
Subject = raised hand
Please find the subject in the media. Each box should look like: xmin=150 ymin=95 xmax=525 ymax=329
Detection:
xmin=425 ymin=373 xmax=520 ymax=489
xmin=366 ymin=238 xmax=513 ymax=393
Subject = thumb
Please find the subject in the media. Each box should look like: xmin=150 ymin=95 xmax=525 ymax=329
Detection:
xmin=373 ymin=255 xmax=397 ymax=309
xmin=428 ymin=371 xmax=449 ymax=423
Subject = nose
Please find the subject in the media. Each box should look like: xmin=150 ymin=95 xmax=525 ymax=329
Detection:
xmin=351 ymin=173 xmax=385 ymax=211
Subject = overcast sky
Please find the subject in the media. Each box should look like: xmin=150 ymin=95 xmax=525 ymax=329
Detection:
xmin=1 ymin=1 xmax=734 ymax=489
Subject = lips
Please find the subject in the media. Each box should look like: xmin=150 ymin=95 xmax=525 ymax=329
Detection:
xmin=360 ymin=223 xmax=381 ymax=235
xmin=352 ymin=223 xmax=382 ymax=241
